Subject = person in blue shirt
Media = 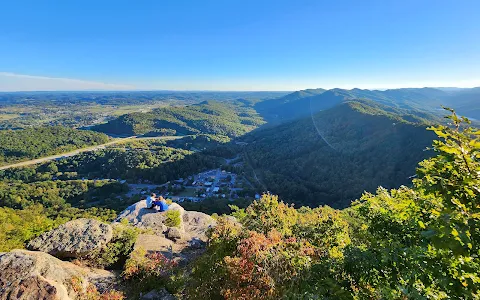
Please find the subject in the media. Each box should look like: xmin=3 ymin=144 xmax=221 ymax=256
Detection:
xmin=146 ymin=194 xmax=169 ymax=212
xmin=154 ymin=195 xmax=169 ymax=212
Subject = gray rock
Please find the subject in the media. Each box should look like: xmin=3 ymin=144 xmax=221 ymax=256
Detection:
xmin=166 ymin=227 xmax=183 ymax=241
xmin=115 ymin=200 xmax=153 ymax=225
xmin=139 ymin=212 xmax=168 ymax=233
xmin=27 ymin=218 xmax=113 ymax=258
xmin=183 ymin=211 xmax=216 ymax=241
xmin=118 ymin=201 xmax=216 ymax=263
xmin=189 ymin=238 xmax=206 ymax=249
xmin=141 ymin=288 xmax=175 ymax=300
xmin=0 ymin=250 xmax=116 ymax=300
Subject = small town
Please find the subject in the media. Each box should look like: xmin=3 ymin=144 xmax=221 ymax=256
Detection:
xmin=161 ymin=168 xmax=258 ymax=203
xmin=124 ymin=168 xmax=258 ymax=203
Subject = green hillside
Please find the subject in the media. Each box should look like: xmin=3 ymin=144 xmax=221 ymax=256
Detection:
xmin=92 ymin=100 xmax=265 ymax=137
xmin=0 ymin=127 xmax=110 ymax=166
xmin=242 ymin=100 xmax=436 ymax=208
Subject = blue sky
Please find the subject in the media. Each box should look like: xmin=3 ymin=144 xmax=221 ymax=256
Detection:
xmin=0 ymin=0 xmax=479 ymax=91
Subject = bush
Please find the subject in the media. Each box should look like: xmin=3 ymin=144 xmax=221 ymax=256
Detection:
xmin=122 ymin=247 xmax=178 ymax=295
xmin=70 ymin=276 xmax=125 ymax=300
xmin=164 ymin=210 xmax=181 ymax=228
xmin=84 ymin=221 xmax=139 ymax=269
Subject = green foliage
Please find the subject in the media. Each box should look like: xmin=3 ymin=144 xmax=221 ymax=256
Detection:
xmin=0 ymin=205 xmax=58 ymax=251
xmin=345 ymin=108 xmax=480 ymax=298
xmin=85 ymin=222 xmax=139 ymax=269
xmin=0 ymin=126 xmax=109 ymax=166
xmin=0 ymin=178 xmax=126 ymax=213
xmin=164 ymin=210 xmax=181 ymax=228
xmin=242 ymin=193 xmax=298 ymax=236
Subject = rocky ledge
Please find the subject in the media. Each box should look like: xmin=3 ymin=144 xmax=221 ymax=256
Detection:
xmin=27 ymin=218 xmax=113 ymax=259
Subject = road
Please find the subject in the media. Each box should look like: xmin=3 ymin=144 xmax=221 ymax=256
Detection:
xmin=0 ymin=135 xmax=183 ymax=171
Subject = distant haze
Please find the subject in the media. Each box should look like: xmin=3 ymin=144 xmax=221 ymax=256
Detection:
xmin=0 ymin=72 xmax=478 ymax=92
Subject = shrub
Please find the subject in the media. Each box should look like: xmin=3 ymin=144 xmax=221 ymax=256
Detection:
xmin=70 ymin=276 xmax=125 ymax=300
xmin=122 ymin=247 xmax=178 ymax=295
xmin=84 ymin=222 xmax=139 ymax=269
xmin=123 ymin=248 xmax=177 ymax=280
xmin=164 ymin=210 xmax=181 ymax=228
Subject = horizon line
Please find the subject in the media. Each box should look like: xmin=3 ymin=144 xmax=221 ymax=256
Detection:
xmin=0 ymin=86 xmax=478 ymax=93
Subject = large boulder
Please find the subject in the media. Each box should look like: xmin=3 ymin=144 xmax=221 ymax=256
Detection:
xmin=182 ymin=211 xmax=216 ymax=241
xmin=115 ymin=200 xmax=153 ymax=225
xmin=27 ymin=218 xmax=113 ymax=258
xmin=0 ymin=250 xmax=116 ymax=300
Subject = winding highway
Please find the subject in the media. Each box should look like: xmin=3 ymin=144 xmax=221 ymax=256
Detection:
xmin=0 ymin=135 xmax=182 ymax=171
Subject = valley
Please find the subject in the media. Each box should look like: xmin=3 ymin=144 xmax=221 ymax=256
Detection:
xmin=0 ymin=87 xmax=479 ymax=299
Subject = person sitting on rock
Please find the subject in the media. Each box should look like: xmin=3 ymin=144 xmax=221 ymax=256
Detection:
xmin=153 ymin=196 xmax=170 ymax=212
xmin=146 ymin=193 xmax=157 ymax=209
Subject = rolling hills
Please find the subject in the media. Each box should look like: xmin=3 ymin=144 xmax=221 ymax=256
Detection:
xmin=92 ymin=100 xmax=265 ymax=137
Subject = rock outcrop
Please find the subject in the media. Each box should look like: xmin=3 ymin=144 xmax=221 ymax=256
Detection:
xmin=0 ymin=250 xmax=116 ymax=300
xmin=116 ymin=201 xmax=213 ymax=240
xmin=117 ymin=200 xmax=215 ymax=263
xmin=27 ymin=218 xmax=113 ymax=259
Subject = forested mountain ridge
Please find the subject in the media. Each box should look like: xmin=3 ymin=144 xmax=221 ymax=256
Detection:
xmin=92 ymin=100 xmax=265 ymax=137
xmin=254 ymin=88 xmax=326 ymax=116
xmin=256 ymin=86 xmax=480 ymax=122
xmin=0 ymin=127 xmax=110 ymax=166
xmin=242 ymin=100 xmax=435 ymax=208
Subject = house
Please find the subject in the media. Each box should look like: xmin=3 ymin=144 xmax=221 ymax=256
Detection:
xmin=213 ymin=187 xmax=220 ymax=193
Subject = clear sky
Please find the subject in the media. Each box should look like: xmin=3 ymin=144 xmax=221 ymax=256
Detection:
xmin=0 ymin=0 xmax=479 ymax=91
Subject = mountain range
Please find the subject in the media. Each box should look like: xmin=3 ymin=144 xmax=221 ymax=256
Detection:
xmin=255 ymin=86 xmax=480 ymax=122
